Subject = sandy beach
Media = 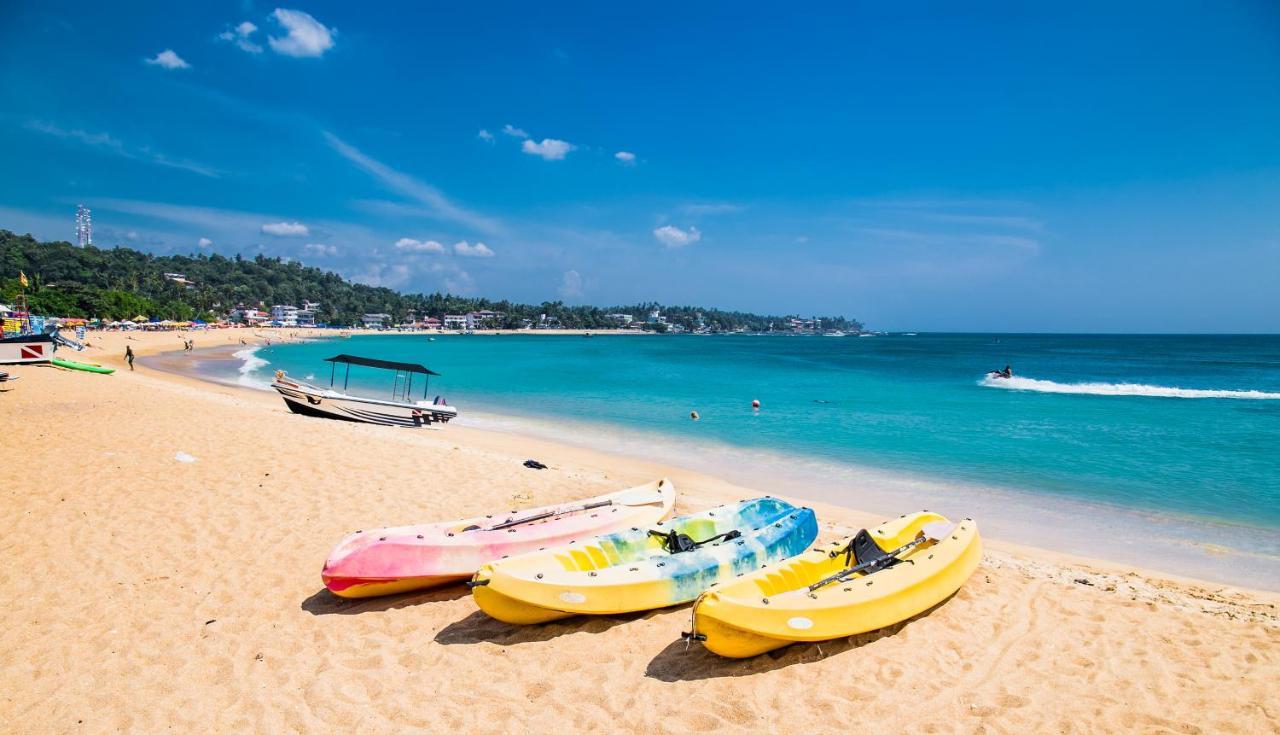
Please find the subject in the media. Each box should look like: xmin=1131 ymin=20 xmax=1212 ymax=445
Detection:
xmin=1 ymin=330 xmax=1276 ymax=734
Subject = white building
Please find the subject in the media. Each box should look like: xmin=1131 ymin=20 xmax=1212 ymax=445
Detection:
xmin=270 ymin=304 xmax=299 ymax=326
xmin=229 ymin=307 xmax=267 ymax=324
xmin=163 ymin=272 xmax=195 ymax=287
xmin=443 ymin=314 xmax=467 ymax=330
xmin=607 ymin=313 xmax=634 ymax=325
xmin=361 ymin=313 xmax=391 ymax=329
xmin=466 ymin=310 xmax=504 ymax=329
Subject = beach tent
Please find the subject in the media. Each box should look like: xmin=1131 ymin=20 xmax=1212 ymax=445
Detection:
xmin=132 ymin=315 xmax=149 ymax=323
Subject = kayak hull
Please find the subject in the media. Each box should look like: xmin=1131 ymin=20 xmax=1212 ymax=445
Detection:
xmin=322 ymin=479 xmax=676 ymax=598
xmin=51 ymin=358 xmax=115 ymax=374
xmin=691 ymin=512 xmax=981 ymax=658
xmin=471 ymin=497 xmax=819 ymax=623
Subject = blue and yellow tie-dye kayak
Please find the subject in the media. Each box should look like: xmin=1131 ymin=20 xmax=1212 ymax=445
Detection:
xmin=470 ymin=497 xmax=819 ymax=624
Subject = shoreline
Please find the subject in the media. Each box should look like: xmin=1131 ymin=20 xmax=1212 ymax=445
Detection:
xmin=155 ymin=331 xmax=1280 ymax=600
xmin=3 ymin=329 xmax=1276 ymax=732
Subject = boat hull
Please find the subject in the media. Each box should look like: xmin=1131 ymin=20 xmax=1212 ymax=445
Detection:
xmin=691 ymin=512 xmax=982 ymax=657
xmin=322 ymin=479 xmax=676 ymax=598
xmin=470 ymin=497 xmax=819 ymax=623
xmin=273 ymin=376 xmax=456 ymax=427
xmin=0 ymin=334 xmax=54 ymax=365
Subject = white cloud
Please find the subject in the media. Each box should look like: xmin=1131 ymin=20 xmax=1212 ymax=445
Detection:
xmin=454 ymin=240 xmax=494 ymax=258
xmin=267 ymin=8 xmax=335 ymax=58
xmin=219 ymin=21 xmax=263 ymax=53
xmin=322 ymin=130 xmax=504 ymax=236
xmin=614 ymin=151 xmax=636 ymax=165
xmin=477 ymin=129 xmax=494 ymax=143
xmin=522 ymin=138 xmax=574 ymax=161
xmin=502 ymin=124 xmax=529 ymax=138
xmin=558 ymin=270 xmax=583 ymax=299
xmin=653 ymin=225 xmax=702 ymax=248
xmin=395 ymin=237 xmax=445 ymax=253
xmin=303 ymin=242 xmax=336 ymax=256
xmin=145 ymin=49 xmax=190 ymax=70
xmin=126 ymin=230 xmax=139 ymax=241
xmin=25 ymin=120 xmax=218 ymax=178
xmin=197 ymin=237 xmax=213 ymax=248
xmin=261 ymin=221 xmax=309 ymax=236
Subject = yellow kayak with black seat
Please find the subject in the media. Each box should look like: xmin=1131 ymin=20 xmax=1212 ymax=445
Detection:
xmin=685 ymin=511 xmax=980 ymax=658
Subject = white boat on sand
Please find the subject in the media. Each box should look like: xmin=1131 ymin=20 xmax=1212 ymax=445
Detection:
xmin=272 ymin=354 xmax=457 ymax=427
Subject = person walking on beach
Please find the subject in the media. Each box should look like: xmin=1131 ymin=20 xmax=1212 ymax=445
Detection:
xmin=125 ymin=345 xmax=135 ymax=371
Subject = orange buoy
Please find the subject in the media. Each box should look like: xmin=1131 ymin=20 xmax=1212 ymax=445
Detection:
xmin=751 ymin=399 xmax=761 ymax=409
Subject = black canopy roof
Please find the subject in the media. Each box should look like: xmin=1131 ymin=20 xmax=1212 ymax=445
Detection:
xmin=323 ymin=354 xmax=440 ymax=376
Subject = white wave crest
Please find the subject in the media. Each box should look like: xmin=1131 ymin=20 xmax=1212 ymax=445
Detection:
xmin=981 ymin=375 xmax=1280 ymax=400
xmin=232 ymin=347 xmax=271 ymax=389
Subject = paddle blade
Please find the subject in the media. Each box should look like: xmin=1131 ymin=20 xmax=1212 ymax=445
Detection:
xmin=921 ymin=521 xmax=957 ymax=541
xmin=607 ymin=486 xmax=669 ymax=507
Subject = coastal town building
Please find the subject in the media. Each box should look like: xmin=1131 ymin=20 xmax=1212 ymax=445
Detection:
xmin=270 ymin=304 xmax=299 ymax=327
xmin=229 ymin=307 xmax=268 ymax=325
xmin=163 ymin=272 xmax=195 ymax=287
xmin=607 ymin=313 xmax=634 ymax=325
xmin=466 ymin=310 xmax=504 ymax=329
xmin=361 ymin=313 xmax=391 ymax=329
xmin=443 ymin=314 xmax=467 ymax=330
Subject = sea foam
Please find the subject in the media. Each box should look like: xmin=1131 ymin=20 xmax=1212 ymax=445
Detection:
xmin=232 ymin=347 xmax=271 ymax=389
xmin=981 ymin=375 xmax=1280 ymax=399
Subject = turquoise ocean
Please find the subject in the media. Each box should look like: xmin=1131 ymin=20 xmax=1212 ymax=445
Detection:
xmin=218 ymin=333 xmax=1280 ymax=589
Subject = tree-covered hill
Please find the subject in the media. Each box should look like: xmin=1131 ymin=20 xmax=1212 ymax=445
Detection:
xmin=0 ymin=230 xmax=861 ymax=332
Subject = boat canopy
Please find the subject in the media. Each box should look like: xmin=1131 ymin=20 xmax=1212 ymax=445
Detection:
xmin=323 ymin=354 xmax=440 ymax=376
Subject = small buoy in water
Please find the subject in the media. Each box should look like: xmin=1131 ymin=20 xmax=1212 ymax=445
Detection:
xmin=690 ymin=411 xmax=700 ymax=420
xmin=751 ymin=399 xmax=761 ymax=409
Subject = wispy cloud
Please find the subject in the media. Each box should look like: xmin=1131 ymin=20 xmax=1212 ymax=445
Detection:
xmin=145 ymin=49 xmax=190 ymax=70
xmin=679 ymin=202 xmax=743 ymax=216
xmin=653 ymin=225 xmax=702 ymax=248
xmin=477 ymin=129 xmax=494 ymax=143
xmin=522 ymin=138 xmax=574 ymax=161
xmin=304 ymin=242 xmax=337 ymax=256
xmin=261 ymin=221 xmax=309 ymax=236
xmin=268 ymin=9 xmax=336 ymax=58
xmin=614 ymin=151 xmax=636 ymax=165
xmin=197 ymin=237 xmax=213 ymax=248
xmin=454 ymin=240 xmax=494 ymax=257
xmin=219 ymin=21 xmax=263 ymax=53
xmin=25 ymin=121 xmax=219 ymax=178
xmin=395 ymin=237 xmax=445 ymax=253
xmin=322 ymin=130 xmax=504 ymax=236
xmin=855 ymin=227 xmax=1040 ymax=253
xmin=502 ymin=124 xmax=529 ymax=139
xmin=919 ymin=213 xmax=1043 ymax=231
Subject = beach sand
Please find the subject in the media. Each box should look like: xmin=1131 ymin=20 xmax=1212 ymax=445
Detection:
xmin=1 ymin=330 xmax=1276 ymax=733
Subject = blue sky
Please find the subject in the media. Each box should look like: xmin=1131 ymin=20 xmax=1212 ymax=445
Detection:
xmin=1 ymin=2 xmax=1277 ymax=331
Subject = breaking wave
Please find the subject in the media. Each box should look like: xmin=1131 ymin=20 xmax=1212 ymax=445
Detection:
xmin=232 ymin=347 xmax=271 ymax=389
xmin=980 ymin=375 xmax=1280 ymax=400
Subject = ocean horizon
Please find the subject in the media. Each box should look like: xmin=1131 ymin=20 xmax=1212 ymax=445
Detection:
xmin=209 ymin=331 xmax=1280 ymax=590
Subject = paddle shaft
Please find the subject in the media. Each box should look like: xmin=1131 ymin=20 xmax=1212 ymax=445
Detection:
xmin=486 ymin=499 xmax=613 ymax=530
xmin=807 ymin=534 xmax=928 ymax=593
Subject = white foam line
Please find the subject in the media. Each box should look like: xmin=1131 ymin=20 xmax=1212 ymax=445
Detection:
xmin=231 ymin=347 xmax=271 ymax=390
xmin=981 ymin=376 xmax=1280 ymax=400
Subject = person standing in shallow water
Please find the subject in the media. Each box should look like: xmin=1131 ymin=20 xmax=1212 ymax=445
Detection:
xmin=125 ymin=345 xmax=135 ymax=371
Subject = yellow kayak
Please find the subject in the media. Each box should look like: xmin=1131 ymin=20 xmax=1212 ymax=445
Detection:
xmin=687 ymin=511 xmax=980 ymax=658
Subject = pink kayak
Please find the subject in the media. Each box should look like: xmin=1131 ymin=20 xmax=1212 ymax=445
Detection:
xmin=322 ymin=478 xmax=676 ymax=598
